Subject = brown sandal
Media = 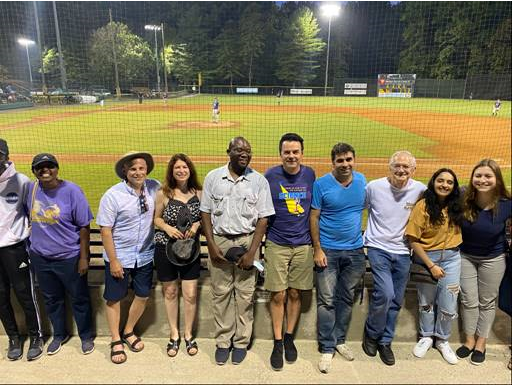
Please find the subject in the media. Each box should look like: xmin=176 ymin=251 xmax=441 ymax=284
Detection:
xmin=122 ymin=332 xmax=144 ymax=353
xmin=110 ymin=340 xmax=127 ymax=364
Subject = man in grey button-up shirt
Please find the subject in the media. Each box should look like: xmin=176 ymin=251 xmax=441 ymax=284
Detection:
xmin=201 ymin=137 xmax=274 ymax=365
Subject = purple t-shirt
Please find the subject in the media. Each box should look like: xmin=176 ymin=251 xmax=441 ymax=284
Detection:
xmin=265 ymin=165 xmax=315 ymax=246
xmin=27 ymin=180 xmax=93 ymax=259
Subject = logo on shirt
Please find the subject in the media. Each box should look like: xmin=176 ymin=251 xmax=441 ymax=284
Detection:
xmin=5 ymin=192 xmax=19 ymax=204
xmin=404 ymin=201 xmax=416 ymax=210
xmin=279 ymin=184 xmax=306 ymax=216
xmin=32 ymin=200 xmax=60 ymax=224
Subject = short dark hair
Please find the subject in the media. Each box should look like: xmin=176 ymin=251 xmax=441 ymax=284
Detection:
xmin=331 ymin=142 xmax=355 ymax=162
xmin=279 ymin=133 xmax=304 ymax=153
xmin=227 ymin=136 xmax=249 ymax=153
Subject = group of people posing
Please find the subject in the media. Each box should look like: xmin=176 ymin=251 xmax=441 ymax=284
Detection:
xmin=0 ymin=134 xmax=510 ymax=373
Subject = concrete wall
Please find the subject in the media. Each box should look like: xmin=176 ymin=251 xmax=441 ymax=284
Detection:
xmin=4 ymin=270 xmax=511 ymax=345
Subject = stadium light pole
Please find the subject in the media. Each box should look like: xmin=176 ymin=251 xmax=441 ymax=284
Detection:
xmin=17 ymin=38 xmax=35 ymax=89
xmin=145 ymin=24 xmax=161 ymax=93
xmin=321 ymin=4 xmax=341 ymax=96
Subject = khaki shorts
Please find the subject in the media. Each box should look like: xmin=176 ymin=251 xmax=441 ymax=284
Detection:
xmin=263 ymin=240 xmax=314 ymax=292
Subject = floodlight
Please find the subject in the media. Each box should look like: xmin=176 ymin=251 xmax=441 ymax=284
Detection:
xmin=321 ymin=4 xmax=341 ymax=18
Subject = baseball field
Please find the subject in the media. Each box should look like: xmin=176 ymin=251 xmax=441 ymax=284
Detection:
xmin=0 ymin=94 xmax=510 ymax=215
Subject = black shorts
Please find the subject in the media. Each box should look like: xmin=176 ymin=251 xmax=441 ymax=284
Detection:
xmin=154 ymin=244 xmax=201 ymax=282
xmin=103 ymin=261 xmax=154 ymax=302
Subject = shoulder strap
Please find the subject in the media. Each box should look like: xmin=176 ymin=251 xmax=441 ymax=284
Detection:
xmin=28 ymin=180 xmax=38 ymax=224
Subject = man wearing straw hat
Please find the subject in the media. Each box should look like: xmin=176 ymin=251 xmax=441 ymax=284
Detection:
xmin=97 ymin=151 xmax=160 ymax=364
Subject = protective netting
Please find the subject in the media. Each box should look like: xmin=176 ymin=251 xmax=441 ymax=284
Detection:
xmin=0 ymin=1 xmax=511 ymax=214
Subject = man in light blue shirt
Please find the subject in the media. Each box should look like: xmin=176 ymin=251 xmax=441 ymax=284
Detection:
xmin=310 ymin=143 xmax=366 ymax=374
xmin=97 ymin=151 xmax=160 ymax=364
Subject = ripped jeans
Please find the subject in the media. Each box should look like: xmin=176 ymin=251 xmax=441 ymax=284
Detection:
xmin=415 ymin=248 xmax=461 ymax=340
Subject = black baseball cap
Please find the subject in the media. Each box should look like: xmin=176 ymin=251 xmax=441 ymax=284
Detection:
xmin=31 ymin=153 xmax=59 ymax=170
xmin=0 ymin=139 xmax=8 ymax=156
xmin=224 ymin=246 xmax=247 ymax=263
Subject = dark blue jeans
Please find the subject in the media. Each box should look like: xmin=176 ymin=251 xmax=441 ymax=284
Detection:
xmin=315 ymin=248 xmax=366 ymax=353
xmin=364 ymin=247 xmax=411 ymax=344
xmin=30 ymin=253 xmax=93 ymax=341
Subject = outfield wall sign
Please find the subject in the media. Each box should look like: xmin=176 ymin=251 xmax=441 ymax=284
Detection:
xmin=377 ymin=74 xmax=416 ymax=97
xmin=290 ymin=88 xmax=313 ymax=95
xmin=344 ymin=83 xmax=367 ymax=95
xmin=236 ymin=87 xmax=258 ymax=94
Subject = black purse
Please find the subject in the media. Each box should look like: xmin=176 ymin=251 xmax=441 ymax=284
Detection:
xmin=410 ymin=231 xmax=449 ymax=284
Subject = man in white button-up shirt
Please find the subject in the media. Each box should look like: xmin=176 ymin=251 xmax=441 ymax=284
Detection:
xmin=201 ymin=137 xmax=274 ymax=365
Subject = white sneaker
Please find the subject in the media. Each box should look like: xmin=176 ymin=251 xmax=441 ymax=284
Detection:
xmin=436 ymin=340 xmax=458 ymax=365
xmin=413 ymin=337 xmax=433 ymax=358
xmin=318 ymin=353 xmax=333 ymax=374
xmin=335 ymin=343 xmax=355 ymax=361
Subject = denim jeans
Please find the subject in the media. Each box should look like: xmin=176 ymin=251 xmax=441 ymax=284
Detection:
xmin=316 ymin=248 xmax=366 ymax=353
xmin=415 ymin=248 xmax=461 ymax=340
xmin=365 ymin=247 xmax=411 ymax=344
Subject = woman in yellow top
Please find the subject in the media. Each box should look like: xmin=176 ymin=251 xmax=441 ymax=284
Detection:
xmin=405 ymin=168 xmax=463 ymax=365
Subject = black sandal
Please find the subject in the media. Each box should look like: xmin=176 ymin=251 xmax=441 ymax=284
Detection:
xmin=110 ymin=340 xmax=127 ymax=364
xmin=167 ymin=338 xmax=180 ymax=357
xmin=185 ymin=338 xmax=198 ymax=356
xmin=122 ymin=332 xmax=144 ymax=353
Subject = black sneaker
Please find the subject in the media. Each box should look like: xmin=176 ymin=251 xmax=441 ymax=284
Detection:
xmin=7 ymin=337 xmax=23 ymax=361
xmin=377 ymin=344 xmax=395 ymax=366
xmin=231 ymin=347 xmax=247 ymax=365
xmin=362 ymin=330 xmax=378 ymax=357
xmin=456 ymin=345 xmax=473 ymax=359
xmin=470 ymin=349 xmax=486 ymax=366
xmin=27 ymin=336 xmax=44 ymax=361
xmin=283 ymin=333 xmax=297 ymax=363
xmin=215 ymin=347 xmax=230 ymax=365
xmin=270 ymin=340 xmax=284 ymax=371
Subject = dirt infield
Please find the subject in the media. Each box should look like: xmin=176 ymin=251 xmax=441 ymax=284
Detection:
xmin=2 ymin=102 xmax=511 ymax=180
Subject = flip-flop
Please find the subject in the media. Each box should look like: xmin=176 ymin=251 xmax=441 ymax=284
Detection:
xmin=122 ymin=332 xmax=144 ymax=353
xmin=110 ymin=340 xmax=127 ymax=364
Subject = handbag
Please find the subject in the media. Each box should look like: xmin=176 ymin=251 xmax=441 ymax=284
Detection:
xmin=498 ymin=218 xmax=512 ymax=316
xmin=410 ymin=229 xmax=449 ymax=284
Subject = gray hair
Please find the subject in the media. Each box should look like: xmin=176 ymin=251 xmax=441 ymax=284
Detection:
xmin=389 ymin=150 xmax=416 ymax=168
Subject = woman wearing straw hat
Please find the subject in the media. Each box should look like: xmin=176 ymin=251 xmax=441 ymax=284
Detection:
xmin=96 ymin=151 xmax=160 ymax=364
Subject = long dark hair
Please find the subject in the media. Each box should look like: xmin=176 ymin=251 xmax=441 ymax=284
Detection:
xmin=463 ymin=159 xmax=511 ymax=222
xmin=161 ymin=154 xmax=202 ymax=198
xmin=422 ymin=168 xmax=463 ymax=227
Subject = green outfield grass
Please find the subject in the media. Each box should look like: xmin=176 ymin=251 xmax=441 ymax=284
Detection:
xmin=1 ymin=94 xmax=510 ymax=218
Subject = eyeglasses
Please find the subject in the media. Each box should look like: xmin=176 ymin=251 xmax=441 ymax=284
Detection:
xmin=139 ymin=193 xmax=148 ymax=214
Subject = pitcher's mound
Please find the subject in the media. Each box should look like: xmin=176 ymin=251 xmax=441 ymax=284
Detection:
xmin=169 ymin=121 xmax=239 ymax=129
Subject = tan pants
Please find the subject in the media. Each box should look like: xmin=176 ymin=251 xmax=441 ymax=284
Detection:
xmin=209 ymin=234 xmax=257 ymax=349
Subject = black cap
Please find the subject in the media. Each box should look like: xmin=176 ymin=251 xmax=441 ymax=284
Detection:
xmin=31 ymin=153 xmax=59 ymax=170
xmin=0 ymin=139 xmax=8 ymax=156
xmin=224 ymin=246 xmax=247 ymax=263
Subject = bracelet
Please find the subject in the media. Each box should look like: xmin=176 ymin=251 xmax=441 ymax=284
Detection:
xmin=428 ymin=264 xmax=436 ymax=270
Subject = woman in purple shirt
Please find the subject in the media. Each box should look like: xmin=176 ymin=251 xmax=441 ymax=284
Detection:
xmin=457 ymin=159 xmax=512 ymax=365
xmin=27 ymin=153 xmax=94 ymax=356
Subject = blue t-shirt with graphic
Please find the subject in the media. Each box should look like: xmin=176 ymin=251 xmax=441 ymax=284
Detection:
xmin=265 ymin=165 xmax=315 ymax=246
xmin=312 ymin=171 xmax=366 ymax=250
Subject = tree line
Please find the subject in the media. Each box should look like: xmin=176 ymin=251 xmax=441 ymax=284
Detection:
xmin=1 ymin=1 xmax=511 ymax=90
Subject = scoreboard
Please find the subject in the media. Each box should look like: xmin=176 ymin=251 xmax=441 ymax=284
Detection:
xmin=377 ymin=74 xmax=416 ymax=97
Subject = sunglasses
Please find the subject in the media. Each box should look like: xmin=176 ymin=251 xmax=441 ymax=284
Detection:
xmin=139 ymin=192 xmax=148 ymax=214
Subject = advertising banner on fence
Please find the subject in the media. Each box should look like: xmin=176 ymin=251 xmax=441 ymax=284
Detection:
xmin=236 ymin=88 xmax=258 ymax=94
xmin=344 ymin=83 xmax=367 ymax=96
xmin=377 ymin=74 xmax=416 ymax=97
xmin=290 ymin=89 xmax=313 ymax=95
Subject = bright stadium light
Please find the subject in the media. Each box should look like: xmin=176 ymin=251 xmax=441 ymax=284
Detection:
xmin=321 ymin=4 xmax=341 ymax=96
xmin=17 ymin=38 xmax=35 ymax=88
xmin=145 ymin=24 xmax=162 ymax=92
